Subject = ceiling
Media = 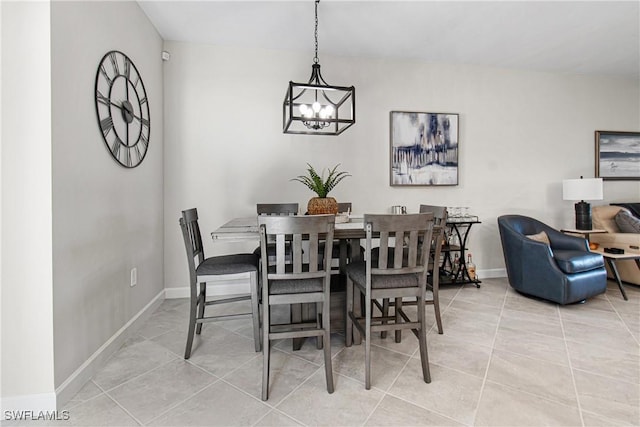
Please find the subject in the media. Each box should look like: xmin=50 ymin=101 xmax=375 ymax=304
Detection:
xmin=138 ymin=1 xmax=640 ymax=78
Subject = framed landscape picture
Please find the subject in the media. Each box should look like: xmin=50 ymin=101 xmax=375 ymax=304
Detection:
xmin=595 ymin=131 xmax=640 ymax=180
xmin=390 ymin=111 xmax=459 ymax=186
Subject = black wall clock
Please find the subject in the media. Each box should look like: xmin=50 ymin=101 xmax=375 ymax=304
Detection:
xmin=94 ymin=50 xmax=150 ymax=168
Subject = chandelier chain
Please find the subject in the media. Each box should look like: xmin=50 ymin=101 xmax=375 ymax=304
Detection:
xmin=313 ymin=0 xmax=319 ymax=64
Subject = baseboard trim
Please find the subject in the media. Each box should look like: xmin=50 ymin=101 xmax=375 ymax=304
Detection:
xmin=1 ymin=392 xmax=57 ymax=413
xmin=54 ymin=289 xmax=165 ymax=408
xmin=477 ymin=268 xmax=507 ymax=279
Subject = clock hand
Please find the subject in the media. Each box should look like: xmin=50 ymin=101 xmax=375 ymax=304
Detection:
xmin=105 ymin=99 xmax=131 ymax=114
xmin=103 ymin=98 xmax=123 ymax=109
xmin=131 ymin=112 xmax=147 ymax=125
xmin=125 ymin=82 xmax=130 ymax=144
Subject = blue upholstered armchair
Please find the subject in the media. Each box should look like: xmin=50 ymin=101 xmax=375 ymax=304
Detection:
xmin=497 ymin=215 xmax=607 ymax=305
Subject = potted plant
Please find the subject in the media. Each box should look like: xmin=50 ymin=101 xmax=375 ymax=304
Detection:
xmin=292 ymin=163 xmax=351 ymax=215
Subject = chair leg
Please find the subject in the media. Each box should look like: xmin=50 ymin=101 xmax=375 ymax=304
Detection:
xmin=354 ymin=286 xmax=363 ymax=346
xmin=364 ymin=291 xmax=372 ymax=390
xmin=250 ymin=271 xmax=261 ymax=352
xmin=394 ymin=297 xmax=402 ymax=343
xmin=345 ymin=276 xmax=354 ymax=347
xmin=184 ymin=282 xmax=198 ymax=359
xmin=381 ymin=298 xmax=389 ymax=339
xmin=322 ymin=297 xmax=334 ymax=394
xmin=291 ymin=303 xmax=303 ymax=351
xmin=416 ymin=296 xmax=431 ymax=383
xmin=196 ymin=282 xmax=206 ymax=335
xmin=433 ymin=289 xmax=443 ymax=335
xmin=262 ymin=297 xmax=271 ymax=401
xmin=316 ymin=302 xmax=323 ymax=350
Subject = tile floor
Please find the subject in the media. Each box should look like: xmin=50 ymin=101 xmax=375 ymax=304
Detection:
xmin=8 ymin=278 xmax=639 ymax=426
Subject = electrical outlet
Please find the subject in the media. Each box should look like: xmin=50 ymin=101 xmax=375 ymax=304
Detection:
xmin=130 ymin=268 xmax=137 ymax=287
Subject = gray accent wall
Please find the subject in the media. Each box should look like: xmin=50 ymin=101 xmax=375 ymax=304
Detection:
xmin=50 ymin=1 xmax=164 ymax=388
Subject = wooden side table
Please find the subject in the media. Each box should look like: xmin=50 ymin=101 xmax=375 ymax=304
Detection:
xmin=561 ymin=228 xmax=607 ymax=242
xmin=590 ymin=247 xmax=640 ymax=301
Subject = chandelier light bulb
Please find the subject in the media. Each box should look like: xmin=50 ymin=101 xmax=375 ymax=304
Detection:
xmin=324 ymin=105 xmax=334 ymax=116
xmin=299 ymin=104 xmax=308 ymax=115
xmin=319 ymin=109 xmax=328 ymax=119
xmin=312 ymin=101 xmax=321 ymax=113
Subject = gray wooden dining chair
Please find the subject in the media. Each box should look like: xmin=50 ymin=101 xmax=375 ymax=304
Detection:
xmin=378 ymin=205 xmax=446 ymax=336
xmin=258 ymin=214 xmax=335 ymax=401
xmin=179 ymin=208 xmax=261 ymax=358
xmin=345 ymin=213 xmax=436 ymax=389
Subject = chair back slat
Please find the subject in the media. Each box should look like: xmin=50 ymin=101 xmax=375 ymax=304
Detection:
xmin=393 ymin=233 xmax=404 ymax=269
xmin=275 ymin=234 xmax=286 ymax=274
xmin=293 ymin=234 xmax=303 ymax=273
xmin=407 ymin=230 xmax=419 ymax=267
xmin=378 ymin=231 xmax=389 ymax=269
xmin=307 ymin=233 xmax=319 ymax=273
xmin=257 ymin=203 xmax=299 ymax=216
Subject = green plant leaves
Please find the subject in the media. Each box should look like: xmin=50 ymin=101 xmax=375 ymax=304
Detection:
xmin=291 ymin=163 xmax=351 ymax=197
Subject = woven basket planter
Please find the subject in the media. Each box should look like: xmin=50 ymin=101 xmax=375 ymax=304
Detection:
xmin=307 ymin=197 xmax=338 ymax=215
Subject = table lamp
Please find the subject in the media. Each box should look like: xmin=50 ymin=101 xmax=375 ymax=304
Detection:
xmin=562 ymin=177 xmax=603 ymax=230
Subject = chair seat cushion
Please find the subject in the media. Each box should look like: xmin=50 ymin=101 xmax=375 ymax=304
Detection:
xmin=346 ymin=261 xmax=420 ymax=289
xmin=553 ymin=250 xmax=604 ymax=274
xmin=197 ymin=253 xmax=258 ymax=276
xmin=269 ymin=278 xmax=324 ymax=295
xmin=266 ymin=264 xmax=326 ymax=294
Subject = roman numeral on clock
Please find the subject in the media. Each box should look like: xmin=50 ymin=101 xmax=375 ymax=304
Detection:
xmin=99 ymin=64 xmax=112 ymax=86
xmin=100 ymin=117 xmax=113 ymax=137
xmin=97 ymin=91 xmax=110 ymax=106
xmin=109 ymin=52 xmax=119 ymax=75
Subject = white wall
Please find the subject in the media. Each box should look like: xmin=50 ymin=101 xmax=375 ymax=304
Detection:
xmin=1 ymin=0 xmax=56 ymax=409
xmin=50 ymin=0 xmax=164 ymax=393
xmin=164 ymin=41 xmax=640 ymax=290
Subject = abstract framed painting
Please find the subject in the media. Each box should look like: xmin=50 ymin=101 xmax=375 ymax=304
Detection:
xmin=595 ymin=131 xmax=640 ymax=180
xmin=390 ymin=111 xmax=459 ymax=186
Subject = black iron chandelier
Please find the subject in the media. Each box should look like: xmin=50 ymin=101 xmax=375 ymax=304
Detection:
xmin=283 ymin=0 xmax=355 ymax=135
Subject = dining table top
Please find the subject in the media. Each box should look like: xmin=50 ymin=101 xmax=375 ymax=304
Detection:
xmin=211 ymin=212 xmax=462 ymax=243
xmin=211 ymin=215 xmax=367 ymax=242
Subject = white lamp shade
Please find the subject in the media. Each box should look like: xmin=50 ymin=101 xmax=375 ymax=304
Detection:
xmin=562 ymin=178 xmax=604 ymax=201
